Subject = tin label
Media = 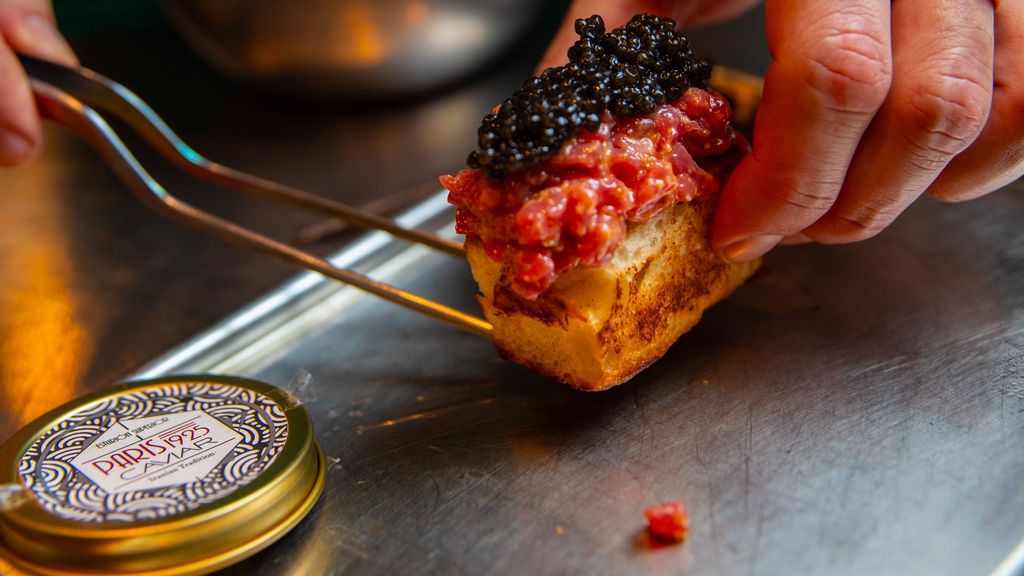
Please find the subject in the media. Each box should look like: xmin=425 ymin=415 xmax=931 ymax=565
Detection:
xmin=69 ymin=411 xmax=243 ymax=495
xmin=17 ymin=382 xmax=290 ymax=523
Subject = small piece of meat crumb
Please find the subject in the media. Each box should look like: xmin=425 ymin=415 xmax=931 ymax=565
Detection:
xmin=644 ymin=502 xmax=689 ymax=542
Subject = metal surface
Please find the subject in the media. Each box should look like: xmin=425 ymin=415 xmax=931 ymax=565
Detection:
xmin=130 ymin=183 xmax=1024 ymax=576
xmin=21 ymin=55 xmax=491 ymax=340
xmin=160 ymin=0 xmax=543 ymax=97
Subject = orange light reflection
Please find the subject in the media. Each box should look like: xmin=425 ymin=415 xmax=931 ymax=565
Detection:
xmin=0 ymin=248 xmax=89 ymax=426
xmin=342 ymin=1 xmax=385 ymax=65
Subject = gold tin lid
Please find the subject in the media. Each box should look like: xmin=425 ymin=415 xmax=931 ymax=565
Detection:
xmin=0 ymin=375 xmax=325 ymax=575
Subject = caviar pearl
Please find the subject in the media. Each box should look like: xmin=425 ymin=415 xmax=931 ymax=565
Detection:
xmin=468 ymin=14 xmax=711 ymax=180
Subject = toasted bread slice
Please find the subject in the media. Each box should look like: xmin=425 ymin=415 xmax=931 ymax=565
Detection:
xmin=466 ymin=197 xmax=759 ymax=391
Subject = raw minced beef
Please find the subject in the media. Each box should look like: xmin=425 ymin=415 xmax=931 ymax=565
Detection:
xmin=442 ymin=87 xmax=745 ymax=299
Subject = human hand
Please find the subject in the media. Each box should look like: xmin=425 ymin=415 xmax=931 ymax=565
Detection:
xmin=713 ymin=0 xmax=1022 ymax=261
xmin=0 ymin=0 xmax=75 ymax=166
xmin=542 ymin=1 xmax=1023 ymax=262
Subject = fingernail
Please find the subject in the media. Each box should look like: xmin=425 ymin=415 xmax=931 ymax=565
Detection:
xmin=0 ymin=130 xmax=36 ymax=163
xmin=720 ymin=235 xmax=783 ymax=262
xmin=779 ymin=233 xmax=814 ymax=246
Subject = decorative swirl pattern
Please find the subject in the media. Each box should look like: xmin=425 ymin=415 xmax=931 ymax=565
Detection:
xmin=18 ymin=382 xmax=289 ymax=523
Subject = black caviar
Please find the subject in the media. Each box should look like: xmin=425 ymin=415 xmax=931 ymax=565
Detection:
xmin=468 ymin=14 xmax=711 ymax=179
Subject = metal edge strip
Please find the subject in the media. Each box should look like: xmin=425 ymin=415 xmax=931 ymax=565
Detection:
xmin=989 ymin=537 xmax=1024 ymax=576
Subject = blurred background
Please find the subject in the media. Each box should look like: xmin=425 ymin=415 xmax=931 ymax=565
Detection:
xmin=0 ymin=0 xmax=767 ymax=427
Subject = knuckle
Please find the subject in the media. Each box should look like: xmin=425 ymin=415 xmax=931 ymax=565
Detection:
xmin=782 ymin=189 xmax=835 ymax=213
xmin=897 ymin=72 xmax=992 ymax=159
xmin=818 ymin=205 xmax=901 ymax=242
xmin=794 ymin=21 xmax=892 ymax=114
xmin=766 ymin=164 xmax=845 ymax=218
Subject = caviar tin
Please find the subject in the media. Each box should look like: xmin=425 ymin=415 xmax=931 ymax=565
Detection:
xmin=0 ymin=375 xmax=325 ymax=575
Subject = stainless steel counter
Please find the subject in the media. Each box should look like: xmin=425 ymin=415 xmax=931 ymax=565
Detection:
xmin=126 ymin=185 xmax=1024 ymax=576
xmin=2 ymin=5 xmax=1022 ymax=576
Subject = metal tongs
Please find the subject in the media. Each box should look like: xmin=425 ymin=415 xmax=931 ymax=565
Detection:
xmin=21 ymin=54 xmax=494 ymax=339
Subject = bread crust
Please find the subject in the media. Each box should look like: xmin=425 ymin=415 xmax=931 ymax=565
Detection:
xmin=467 ymin=197 xmax=760 ymax=391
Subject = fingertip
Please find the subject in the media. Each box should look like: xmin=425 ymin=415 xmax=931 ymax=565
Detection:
xmin=779 ymin=233 xmax=814 ymax=246
xmin=711 ymin=153 xmax=769 ymax=248
xmin=712 ymin=160 xmax=781 ymax=261
xmin=717 ymin=234 xmax=784 ymax=263
xmin=927 ymin=188 xmax=987 ymax=204
xmin=1 ymin=12 xmax=77 ymax=66
xmin=0 ymin=128 xmax=39 ymax=165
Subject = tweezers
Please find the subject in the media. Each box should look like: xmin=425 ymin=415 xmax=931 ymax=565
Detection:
xmin=20 ymin=54 xmax=495 ymax=339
